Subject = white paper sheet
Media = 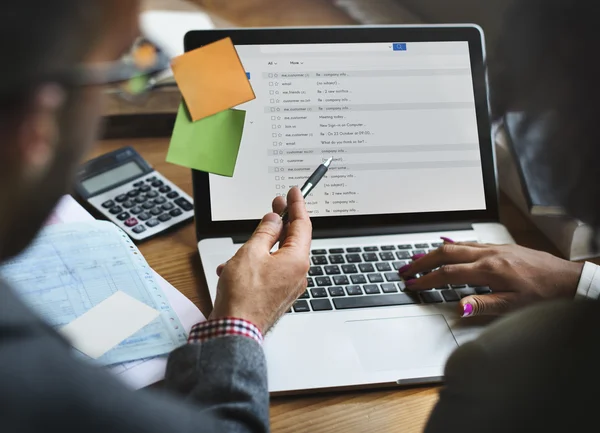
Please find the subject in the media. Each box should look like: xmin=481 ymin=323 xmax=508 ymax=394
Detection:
xmin=60 ymin=291 xmax=160 ymax=359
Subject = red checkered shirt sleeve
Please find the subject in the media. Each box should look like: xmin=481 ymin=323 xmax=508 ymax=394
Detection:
xmin=187 ymin=318 xmax=264 ymax=346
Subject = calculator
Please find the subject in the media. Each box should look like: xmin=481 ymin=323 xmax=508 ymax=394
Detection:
xmin=74 ymin=146 xmax=194 ymax=241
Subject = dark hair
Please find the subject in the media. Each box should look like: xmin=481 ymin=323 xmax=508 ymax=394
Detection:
xmin=0 ymin=1 xmax=101 ymax=112
xmin=488 ymin=0 xmax=600 ymax=229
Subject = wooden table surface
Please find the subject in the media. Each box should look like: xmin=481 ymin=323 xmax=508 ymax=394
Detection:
xmin=91 ymin=137 xmax=573 ymax=433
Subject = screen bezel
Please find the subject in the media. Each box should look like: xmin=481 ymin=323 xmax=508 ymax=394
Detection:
xmin=187 ymin=26 xmax=499 ymax=241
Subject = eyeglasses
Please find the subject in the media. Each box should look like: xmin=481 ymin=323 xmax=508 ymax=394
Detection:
xmin=75 ymin=37 xmax=171 ymax=101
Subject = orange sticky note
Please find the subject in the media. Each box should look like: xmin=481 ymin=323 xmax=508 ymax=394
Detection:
xmin=171 ymin=37 xmax=255 ymax=121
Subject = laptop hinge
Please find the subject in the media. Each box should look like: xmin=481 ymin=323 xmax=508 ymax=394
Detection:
xmin=311 ymin=222 xmax=473 ymax=240
xmin=231 ymin=221 xmax=474 ymax=243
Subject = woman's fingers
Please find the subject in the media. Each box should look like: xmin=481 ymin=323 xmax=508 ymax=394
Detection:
xmin=404 ymin=262 xmax=489 ymax=290
xmin=460 ymin=292 xmax=520 ymax=317
xmin=401 ymin=243 xmax=487 ymax=278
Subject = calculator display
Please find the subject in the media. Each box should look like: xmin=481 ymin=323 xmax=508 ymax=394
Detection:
xmin=81 ymin=161 xmax=144 ymax=195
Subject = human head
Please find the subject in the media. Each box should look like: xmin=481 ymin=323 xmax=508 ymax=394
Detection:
xmin=0 ymin=0 xmax=141 ymax=260
xmin=488 ymin=0 xmax=600 ymax=229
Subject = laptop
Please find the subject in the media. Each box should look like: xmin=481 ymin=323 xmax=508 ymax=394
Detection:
xmin=189 ymin=25 xmax=515 ymax=394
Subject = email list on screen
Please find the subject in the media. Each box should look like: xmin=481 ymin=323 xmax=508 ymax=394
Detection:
xmin=209 ymin=41 xmax=486 ymax=221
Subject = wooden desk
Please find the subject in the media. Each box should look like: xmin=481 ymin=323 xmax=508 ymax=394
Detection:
xmin=92 ymin=137 xmax=571 ymax=433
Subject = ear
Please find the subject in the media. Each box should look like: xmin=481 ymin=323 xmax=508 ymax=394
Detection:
xmin=17 ymin=84 xmax=66 ymax=178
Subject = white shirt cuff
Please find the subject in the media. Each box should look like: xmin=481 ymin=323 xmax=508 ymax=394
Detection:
xmin=575 ymin=262 xmax=600 ymax=300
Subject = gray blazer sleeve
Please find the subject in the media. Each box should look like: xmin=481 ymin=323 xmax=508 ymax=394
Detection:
xmin=424 ymin=299 xmax=600 ymax=433
xmin=0 ymin=311 xmax=269 ymax=433
xmin=164 ymin=337 xmax=270 ymax=431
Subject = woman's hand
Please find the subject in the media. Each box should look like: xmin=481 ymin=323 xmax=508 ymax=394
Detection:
xmin=399 ymin=240 xmax=584 ymax=317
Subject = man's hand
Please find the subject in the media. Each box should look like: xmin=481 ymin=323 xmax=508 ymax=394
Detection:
xmin=399 ymin=241 xmax=584 ymax=317
xmin=209 ymin=187 xmax=312 ymax=334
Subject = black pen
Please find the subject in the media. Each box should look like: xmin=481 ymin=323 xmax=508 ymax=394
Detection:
xmin=279 ymin=157 xmax=333 ymax=222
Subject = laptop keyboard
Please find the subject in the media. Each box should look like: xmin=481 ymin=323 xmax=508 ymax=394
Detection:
xmin=288 ymin=241 xmax=491 ymax=314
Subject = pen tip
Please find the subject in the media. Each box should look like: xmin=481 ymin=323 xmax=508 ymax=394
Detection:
xmin=324 ymin=157 xmax=333 ymax=167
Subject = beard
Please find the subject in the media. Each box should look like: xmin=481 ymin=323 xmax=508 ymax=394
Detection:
xmin=0 ymin=85 xmax=102 ymax=261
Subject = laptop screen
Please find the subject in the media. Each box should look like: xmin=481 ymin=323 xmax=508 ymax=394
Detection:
xmin=208 ymin=41 xmax=486 ymax=222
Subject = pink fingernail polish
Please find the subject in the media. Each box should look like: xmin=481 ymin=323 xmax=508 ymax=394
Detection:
xmin=398 ymin=264 xmax=411 ymax=274
xmin=441 ymin=237 xmax=455 ymax=243
xmin=462 ymin=303 xmax=473 ymax=317
xmin=404 ymin=278 xmax=416 ymax=286
xmin=411 ymin=253 xmax=426 ymax=260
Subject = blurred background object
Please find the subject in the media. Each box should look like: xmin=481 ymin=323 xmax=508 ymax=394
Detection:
xmin=104 ymin=0 xmax=513 ymax=138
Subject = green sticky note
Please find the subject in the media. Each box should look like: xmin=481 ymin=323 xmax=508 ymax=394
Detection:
xmin=166 ymin=103 xmax=246 ymax=177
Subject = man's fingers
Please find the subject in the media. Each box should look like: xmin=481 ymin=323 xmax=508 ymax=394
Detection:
xmin=246 ymin=212 xmax=284 ymax=252
xmin=278 ymin=187 xmax=312 ymax=256
xmin=460 ymin=292 xmax=520 ymax=317
xmin=272 ymin=195 xmax=287 ymax=215
xmin=404 ymin=262 xmax=488 ymax=290
xmin=216 ymin=263 xmax=226 ymax=277
xmin=401 ymin=244 xmax=486 ymax=277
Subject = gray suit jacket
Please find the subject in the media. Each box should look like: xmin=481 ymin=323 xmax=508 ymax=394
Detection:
xmin=0 ymin=281 xmax=269 ymax=433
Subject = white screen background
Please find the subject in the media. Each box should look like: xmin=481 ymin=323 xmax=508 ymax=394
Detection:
xmin=209 ymin=41 xmax=486 ymax=221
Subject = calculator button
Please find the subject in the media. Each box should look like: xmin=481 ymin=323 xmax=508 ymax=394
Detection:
xmin=146 ymin=190 xmax=158 ymax=198
xmin=124 ymin=217 xmax=138 ymax=227
xmin=146 ymin=219 xmax=160 ymax=228
xmin=166 ymin=191 xmax=179 ymax=199
xmin=134 ymin=196 xmax=147 ymax=204
xmin=174 ymin=198 xmax=193 ymax=211
xmin=139 ymin=185 xmax=151 ymax=193
xmin=151 ymin=180 xmax=164 ymax=188
xmin=142 ymin=202 xmax=155 ymax=210
xmin=132 ymin=225 xmax=146 ymax=234
xmin=122 ymin=200 xmax=135 ymax=209
xmin=102 ymin=200 xmax=115 ymax=208
xmin=115 ymin=195 xmax=127 ymax=203
xmin=158 ymin=185 xmax=171 ymax=193
xmin=154 ymin=197 xmax=167 ymax=205
xmin=117 ymin=212 xmax=130 ymax=221
xmin=162 ymin=203 xmax=175 ymax=211
xmin=130 ymin=206 xmax=143 ymax=215
xmin=158 ymin=214 xmax=172 ymax=222
xmin=170 ymin=209 xmax=183 ymax=217
xmin=150 ymin=207 xmax=163 ymax=216
xmin=109 ymin=206 xmax=122 ymax=214
xmin=137 ymin=212 xmax=151 ymax=221
xmin=133 ymin=181 xmax=144 ymax=187
xmin=146 ymin=176 xmax=157 ymax=182
xmin=127 ymin=189 xmax=140 ymax=197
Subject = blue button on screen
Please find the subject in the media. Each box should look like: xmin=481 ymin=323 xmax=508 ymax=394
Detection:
xmin=393 ymin=43 xmax=407 ymax=51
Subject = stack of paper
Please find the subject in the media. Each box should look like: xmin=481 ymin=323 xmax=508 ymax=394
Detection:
xmin=2 ymin=221 xmax=188 ymax=366
xmin=6 ymin=196 xmax=205 ymax=389
xmin=167 ymin=37 xmax=255 ymax=177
